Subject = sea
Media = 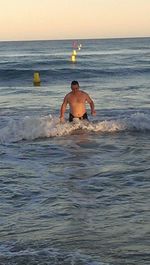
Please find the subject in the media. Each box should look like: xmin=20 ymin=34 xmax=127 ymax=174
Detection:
xmin=0 ymin=37 xmax=150 ymax=265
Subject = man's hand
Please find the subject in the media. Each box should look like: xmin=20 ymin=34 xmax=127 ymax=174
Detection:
xmin=91 ymin=110 xmax=96 ymax=116
xmin=60 ymin=116 xmax=65 ymax=123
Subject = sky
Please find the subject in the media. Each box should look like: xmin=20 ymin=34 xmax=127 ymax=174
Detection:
xmin=0 ymin=0 xmax=150 ymax=41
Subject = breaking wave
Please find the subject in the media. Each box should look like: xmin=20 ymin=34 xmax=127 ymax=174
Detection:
xmin=0 ymin=112 xmax=150 ymax=144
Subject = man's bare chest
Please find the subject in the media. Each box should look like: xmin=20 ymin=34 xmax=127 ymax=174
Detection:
xmin=68 ymin=95 xmax=85 ymax=104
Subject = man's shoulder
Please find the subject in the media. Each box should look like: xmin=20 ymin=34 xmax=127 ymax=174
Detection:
xmin=80 ymin=90 xmax=89 ymax=97
xmin=65 ymin=92 xmax=71 ymax=98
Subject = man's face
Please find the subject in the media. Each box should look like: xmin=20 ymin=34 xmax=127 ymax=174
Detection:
xmin=71 ymin=84 xmax=79 ymax=93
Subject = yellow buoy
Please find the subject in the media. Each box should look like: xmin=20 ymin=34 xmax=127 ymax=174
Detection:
xmin=73 ymin=49 xmax=77 ymax=56
xmin=71 ymin=54 xmax=76 ymax=63
xmin=33 ymin=72 xmax=41 ymax=86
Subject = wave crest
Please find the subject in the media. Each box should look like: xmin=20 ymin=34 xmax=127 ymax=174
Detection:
xmin=0 ymin=112 xmax=149 ymax=144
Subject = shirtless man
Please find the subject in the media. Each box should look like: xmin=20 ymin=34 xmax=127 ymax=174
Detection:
xmin=60 ymin=80 xmax=96 ymax=123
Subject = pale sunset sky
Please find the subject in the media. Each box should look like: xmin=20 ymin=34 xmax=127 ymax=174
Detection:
xmin=0 ymin=0 xmax=150 ymax=41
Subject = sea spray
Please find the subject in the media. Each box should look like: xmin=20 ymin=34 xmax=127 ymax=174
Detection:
xmin=0 ymin=112 xmax=149 ymax=144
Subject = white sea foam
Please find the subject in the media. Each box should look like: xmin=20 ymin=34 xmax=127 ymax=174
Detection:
xmin=0 ymin=112 xmax=149 ymax=144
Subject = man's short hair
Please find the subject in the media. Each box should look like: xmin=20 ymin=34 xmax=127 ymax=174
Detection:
xmin=71 ymin=80 xmax=79 ymax=86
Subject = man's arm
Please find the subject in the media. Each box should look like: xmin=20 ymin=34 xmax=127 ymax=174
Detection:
xmin=86 ymin=94 xmax=96 ymax=116
xmin=60 ymin=95 xmax=68 ymax=122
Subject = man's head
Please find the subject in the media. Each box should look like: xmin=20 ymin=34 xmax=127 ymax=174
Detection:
xmin=71 ymin=80 xmax=79 ymax=86
xmin=71 ymin=80 xmax=79 ymax=93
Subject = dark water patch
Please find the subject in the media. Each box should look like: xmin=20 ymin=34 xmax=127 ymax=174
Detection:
xmin=0 ymin=241 xmax=107 ymax=265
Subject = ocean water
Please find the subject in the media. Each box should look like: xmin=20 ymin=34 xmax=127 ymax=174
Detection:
xmin=0 ymin=38 xmax=150 ymax=265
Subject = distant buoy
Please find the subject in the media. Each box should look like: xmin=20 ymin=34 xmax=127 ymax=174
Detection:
xmin=71 ymin=54 xmax=76 ymax=63
xmin=78 ymin=44 xmax=82 ymax=50
xmin=72 ymin=40 xmax=78 ymax=49
xmin=33 ymin=72 xmax=41 ymax=86
xmin=73 ymin=49 xmax=77 ymax=56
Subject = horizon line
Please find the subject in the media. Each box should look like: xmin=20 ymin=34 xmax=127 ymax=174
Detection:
xmin=0 ymin=35 xmax=150 ymax=43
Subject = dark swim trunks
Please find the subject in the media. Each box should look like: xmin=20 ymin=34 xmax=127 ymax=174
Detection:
xmin=69 ymin=112 xmax=88 ymax=122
